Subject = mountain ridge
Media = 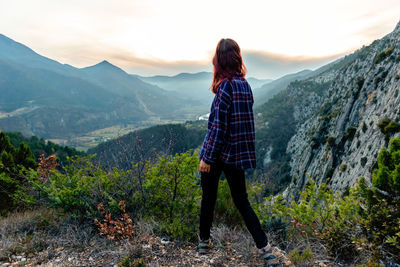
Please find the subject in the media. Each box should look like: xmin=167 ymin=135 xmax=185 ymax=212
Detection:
xmin=0 ymin=34 xmax=197 ymax=139
xmin=282 ymin=20 xmax=400 ymax=198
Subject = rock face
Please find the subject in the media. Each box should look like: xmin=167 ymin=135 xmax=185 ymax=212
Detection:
xmin=283 ymin=21 xmax=400 ymax=199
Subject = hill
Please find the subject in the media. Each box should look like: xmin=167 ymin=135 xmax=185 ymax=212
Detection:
xmin=136 ymin=72 xmax=272 ymax=110
xmin=88 ymin=121 xmax=207 ymax=170
xmin=252 ymin=21 xmax=400 ymax=198
xmin=0 ymin=34 xmax=196 ymax=139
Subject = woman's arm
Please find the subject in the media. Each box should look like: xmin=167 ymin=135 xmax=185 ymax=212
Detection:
xmin=201 ymin=80 xmax=233 ymax=165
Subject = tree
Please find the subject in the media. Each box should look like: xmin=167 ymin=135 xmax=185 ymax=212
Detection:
xmin=355 ymin=137 xmax=400 ymax=262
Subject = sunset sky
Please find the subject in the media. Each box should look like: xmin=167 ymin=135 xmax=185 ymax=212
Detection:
xmin=1 ymin=0 xmax=399 ymax=78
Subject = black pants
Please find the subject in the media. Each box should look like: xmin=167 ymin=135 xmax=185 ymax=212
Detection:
xmin=199 ymin=160 xmax=268 ymax=249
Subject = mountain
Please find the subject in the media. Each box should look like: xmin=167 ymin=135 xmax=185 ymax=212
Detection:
xmin=0 ymin=34 xmax=78 ymax=76
xmin=252 ymin=60 xmax=346 ymax=106
xmin=253 ymin=69 xmax=312 ymax=105
xmin=247 ymin=77 xmax=273 ymax=89
xmin=79 ymin=60 xmax=198 ymax=116
xmin=0 ymin=34 xmax=195 ymax=139
xmin=253 ymin=20 xmax=400 ymax=198
xmin=135 ymin=72 xmax=272 ymax=110
xmin=86 ymin=21 xmax=400 ymax=199
xmin=283 ymin=21 xmax=400 ymax=198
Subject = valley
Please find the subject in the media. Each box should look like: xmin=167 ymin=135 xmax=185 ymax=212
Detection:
xmin=2 ymin=1 xmax=400 ymax=265
xmin=1 ymin=21 xmax=400 ymax=195
xmin=51 ymin=118 xmax=191 ymax=151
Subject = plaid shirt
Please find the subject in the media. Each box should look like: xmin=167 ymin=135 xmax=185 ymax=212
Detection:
xmin=200 ymin=74 xmax=256 ymax=170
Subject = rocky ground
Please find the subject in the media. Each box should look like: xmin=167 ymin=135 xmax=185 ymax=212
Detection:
xmin=0 ymin=209 xmax=338 ymax=267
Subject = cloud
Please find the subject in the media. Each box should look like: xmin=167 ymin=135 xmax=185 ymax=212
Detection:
xmin=2 ymin=0 xmax=399 ymax=79
xmin=65 ymin=46 xmax=343 ymax=79
xmin=242 ymin=50 xmax=345 ymax=79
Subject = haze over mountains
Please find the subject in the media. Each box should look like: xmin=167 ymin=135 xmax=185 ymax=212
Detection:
xmin=135 ymin=72 xmax=272 ymax=104
xmin=0 ymin=34 xmax=201 ymax=140
xmin=2 ymin=19 xmax=400 ymax=202
xmin=0 ymin=33 xmax=327 ymax=144
xmin=89 ymin=21 xmax=400 ymax=199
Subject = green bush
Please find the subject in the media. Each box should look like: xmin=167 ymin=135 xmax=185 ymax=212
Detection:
xmin=28 ymin=150 xmax=202 ymax=240
xmin=214 ymin=178 xmax=242 ymax=226
xmin=144 ymin=150 xmax=201 ymax=240
xmin=374 ymin=46 xmax=394 ymax=65
xmin=254 ymin=138 xmax=400 ymax=263
xmin=0 ymin=132 xmax=37 ymax=211
xmin=340 ymin=164 xmax=347 ymax=172
xmin=377 ymin=117 xmax=391 ymax=133
xmin=27 ymin=155 xmax=141 ymax=220
xmin=353 ymin=137 xmax=400 ymax=261
xmin=256 ymin=180 xmax=361 ymax=260
xmin=214 ymin=179 xmax=263 ymax=227
xmin=377 ymin=117 xmax=400 ymax=135
xmin=384 ymin=121 xmax=400 ymax=135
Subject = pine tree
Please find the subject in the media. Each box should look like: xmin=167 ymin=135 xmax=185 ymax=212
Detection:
xmin=356 ymin=137 xmax=400 ymax=261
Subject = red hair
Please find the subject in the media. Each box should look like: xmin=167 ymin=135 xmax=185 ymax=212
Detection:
xmin=211 ymin=38 xmax=247 ymax=93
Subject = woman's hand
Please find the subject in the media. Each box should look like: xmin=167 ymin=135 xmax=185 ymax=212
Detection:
xmin=199 ymin=160 xmax=211 ymax=173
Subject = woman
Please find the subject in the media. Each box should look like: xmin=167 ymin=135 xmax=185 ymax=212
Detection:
xmin=198 ymin=38 xmax=279 ymax=266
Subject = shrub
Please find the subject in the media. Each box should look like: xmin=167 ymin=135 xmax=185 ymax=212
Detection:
xmin=353 ymin=137 xmax=400 ymax=262
xmin=143 ymin=150 xmax=201 ymax=240
xmin=214 ymin=178 xmax=242 ymax=226
xmin=361 ymin=157 xmax=368 ymax=167
xmin=345 ymin=126 xmax=357 ymax=140
xmin=27 ymin=155 xmax=144 ymax=220
xmin=94 ymin=200 xmax=135 ymax=240
xmin=374 ymin=46 xmax=394 ymax=65
xmin=0 ymin=132 xmax=37 ymax=211
xmin=374 ymin=76 xmax=382 ymax=84
xmin=384 ymin=121 xmax=400 ymax=135
xmin=288 ymin=245 xmax=314 ymax=266
xmin=356 ymin=77 xmax=365 ymax=90
xmin=377 ymin=117 xmax=400 ymax=135
xmin=28 ymin=150 xmax=203 ymax=240
xmin=256 ymin=180 xmax=361 ymax=260
xmin=264 ymin=216 xmax=288 ymax=247
xmin=340 ymin=164 xmax=347 ymax=172
xmin=362 ymin=122 xmax=368 ymax=133
xmin=377 ymin=117 xmax=391 ymax=133
xmin=326 ymin=136 xmax=336 ymax=147
xmin=200 ymin=174 xmax=264 ymax=229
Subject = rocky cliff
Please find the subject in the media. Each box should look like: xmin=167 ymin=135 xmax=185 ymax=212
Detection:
xmin=283 ymin=21 xmax=400 ymax=199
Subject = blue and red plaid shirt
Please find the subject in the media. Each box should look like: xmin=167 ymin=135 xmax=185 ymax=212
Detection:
xmin=199 ymin=74 xmax=256 ymax=170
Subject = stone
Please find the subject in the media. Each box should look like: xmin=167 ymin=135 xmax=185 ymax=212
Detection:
xmin=283 ymin=24 xmax=400 ymax=198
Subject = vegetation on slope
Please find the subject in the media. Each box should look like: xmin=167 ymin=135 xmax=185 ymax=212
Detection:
xmin=88 ymin=121 xmax=207 ymax=170
xmin=1 ymin=127 xmax=399 ymax=265
xmin=254 ymin=80 xmax=331 ymax=194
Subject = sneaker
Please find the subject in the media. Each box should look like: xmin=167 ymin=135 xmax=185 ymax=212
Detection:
xmin=259 ymin=243 xmax=280 ymax=266
xmin=196 ymin=239 xmax=209 ymax=255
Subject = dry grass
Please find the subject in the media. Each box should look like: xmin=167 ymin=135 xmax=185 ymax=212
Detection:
xmin=0 ymin=208 xmax=112 ymax=264
xmin=0 ymin=208 xmax=292 ymax=266
xmin=210 ymin=224 xmax=256 ymax=261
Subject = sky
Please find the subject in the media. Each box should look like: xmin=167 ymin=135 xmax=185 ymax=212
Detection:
xmin=0 ymin=0 xmax=399 ymax=79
